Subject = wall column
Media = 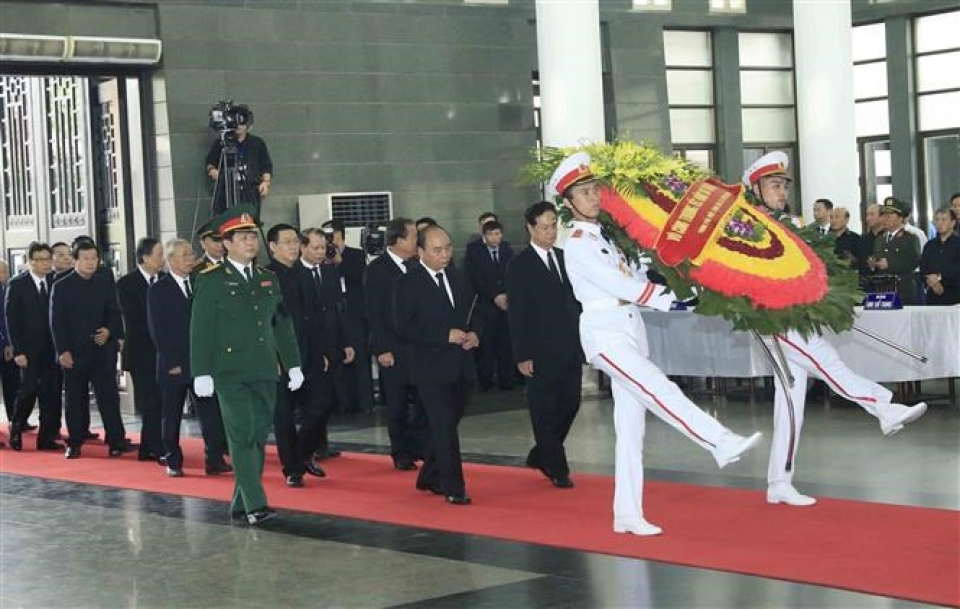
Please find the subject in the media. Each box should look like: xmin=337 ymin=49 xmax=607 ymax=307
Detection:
xmin=793 ymin=0 xmax=861 ymax=229
xmin=535 ymin=0 xmax=605 ymax=147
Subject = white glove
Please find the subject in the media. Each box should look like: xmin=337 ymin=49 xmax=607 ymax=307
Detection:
xmin=643 ymin=287 xmax=676 ymax=312
xmin=194 ymin=375 xmax=215 ymax=397
xmin=287 ymin=366 xmax=304 ymax=391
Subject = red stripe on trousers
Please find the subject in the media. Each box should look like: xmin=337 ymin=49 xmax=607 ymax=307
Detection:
xmin=776 ymin=334 xmax=877 ymax=404
xmin=599 ymin=353 xmax=714 ymax=448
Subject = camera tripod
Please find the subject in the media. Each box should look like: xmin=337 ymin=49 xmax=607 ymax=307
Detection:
xmin=210 ymin=131 xmax=260 ymax=217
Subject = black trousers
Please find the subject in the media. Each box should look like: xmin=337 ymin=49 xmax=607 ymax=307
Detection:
xmin=129 ymin=369 xmax=162 ymax=457
xmin=12 ymin=361 xmax=61 ymax=445
xmin=294 ymin=370 xmax=332 ymax=460
xmin=380 ymin=364 xmax=427 ymax=461
xmin=64 ymin=356 xmax=125 ymax=449
xmin=416 ymin=381 xmax=468 ymax=496
xmin=273 ymin=381 xmax=305 ymax=478
xmin=478 ymin=308 xmax=514 ymax=388
xmin=526 ymin=357 xmax=582 ymax=478
xmin=192 ymin=391 xmax=229 ymax=467
xmin=160 ymin=379 xmax=189 ymax=469
xmin=1 ymin=356 xmax=22 ymax=421
xmin=346 ymin=324 xmax=375 ymax=412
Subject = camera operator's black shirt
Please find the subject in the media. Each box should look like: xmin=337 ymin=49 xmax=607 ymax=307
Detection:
xmin=206 ymin=133 xmax=273 ymax=213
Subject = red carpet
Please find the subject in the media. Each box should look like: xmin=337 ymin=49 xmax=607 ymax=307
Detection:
xmin=2 ymin=437 xmax=957 ymax=607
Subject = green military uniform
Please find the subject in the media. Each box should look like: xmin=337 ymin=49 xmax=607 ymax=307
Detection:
xmin=190 ymin=208 xmax=301 ymax=518
xmin=872 ymin=199 xmax=921 ymax=305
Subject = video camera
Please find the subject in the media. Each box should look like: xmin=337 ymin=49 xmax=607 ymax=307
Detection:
xmin=209 ymin=100 xmax=253 ymax=135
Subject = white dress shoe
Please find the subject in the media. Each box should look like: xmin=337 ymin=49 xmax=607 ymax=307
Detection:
xmin=614 ymin=518 xmax=664 ymax=536
xmin=712 ymin=431 xmax=763 ymax=469
xmin=879 ymin=402 xmax=927 ymax=437
xmin=767 ymin=483 xmax=817 ymax=506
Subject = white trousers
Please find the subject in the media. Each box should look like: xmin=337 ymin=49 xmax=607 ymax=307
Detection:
xmin=766 ymin=330 xmax=893 ymax=485
xmin=582 ymin=307 xmax=731 ymax=526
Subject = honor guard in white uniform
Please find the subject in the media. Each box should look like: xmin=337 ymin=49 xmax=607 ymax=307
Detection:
xmin=745 ymin=152 xmax=928 ymax=507
xmin=552 ymin=152 xmax=763 ymax=536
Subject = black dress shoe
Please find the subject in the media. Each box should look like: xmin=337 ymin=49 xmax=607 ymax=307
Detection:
xmin=445 ymin=493 xmax=472 ymax=505
xmin=305 ymin=461 xmax=326 ymax=478
xmin=9 ymin=431 xmax=22 ymax=451
xmin=416 ymin=482 xmax=444 ymax=495
xmin=246 ymin=508 xmax=278 ymax=526
xmin=137 ymin=451 xmax=159 ymax=462
xmin=394 ymin=458 xmax=417 ymax=471
xmin=550 ymin=475 xmax=575 ymax=489
xmin=285 ymin=473 xmax=304 ymax=488
xmin=23 ymin=423 xmax=38 ymax=432
xmin=65 ymin=446 xmax=81 ymax=459
xmin=205 ymin=462 xmax=233 ymax=475
xmin=84 ymin=431 xmax=100 ymax=440
xmin=37 ymin=441 xmax=65 ymax=451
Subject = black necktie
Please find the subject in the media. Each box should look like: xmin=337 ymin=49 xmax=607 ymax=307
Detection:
xmin=547 ymin=251 xmax=562 ymax=283
xmin=244 ymin=266 xmax=253 ymax=282
xmin=184 ymin=278 xmax=193 ymax=299
xmin=492 ymin=250 xmax=499 ymax=266
xmin=311 ymin=266 xmax=322 ymax=295
xmin=149 ymin=275 xmax=156 ymax=286
xmin=39 ymin=280 xmax=48 ymax=301
xmin=436 ymin=272 xmax=452 ymax=307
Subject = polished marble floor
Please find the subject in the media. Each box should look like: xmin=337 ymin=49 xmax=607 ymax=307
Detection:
xmin=1 ymin=373 xmax=957 ymax=608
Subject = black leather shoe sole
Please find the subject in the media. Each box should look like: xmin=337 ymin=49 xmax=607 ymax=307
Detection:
xmin=246 ymin=508 xmax=278 ymax=526
xmin=205 ymin=463 xmax=233 ymax=475
xmin=65 ymin=446 xmax=81 ymax=459
xmin=305 ymin=462 xmax=326 ymax=478
xmin=551 ymin=476 xmax=575 ymax=489
xmin=285 ymin=474 xmax=305 ymax=488
xmin=416 ymin=483 xmax=444 ymax=495
xmin=445 ymin=494 xmax=472 ymax=505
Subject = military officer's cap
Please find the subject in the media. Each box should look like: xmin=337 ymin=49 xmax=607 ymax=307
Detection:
xmin=197 ymin=217 xmax=221 ymax=241
xmin=549 ymin=151 xmax=596 ymax=198
xmin=879 ymin=197 xmax=911 ymax=217
xmin=212 ymin=205 xmax=261 ymax=237
xmin=742 ymin=151 xmax=792 ymax=187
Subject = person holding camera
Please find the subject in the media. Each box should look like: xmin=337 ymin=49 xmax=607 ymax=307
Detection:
xmin=204 ymin=104 xmax=273 ymax=216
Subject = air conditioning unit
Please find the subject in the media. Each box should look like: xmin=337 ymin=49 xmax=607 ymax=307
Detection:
xmin=0 ymin=33 xmax=69 ymax=61
xmin=67 ymin=36 xmax=162 ymax=64
xmin=298 ymin=191 xmax=393 ymax=249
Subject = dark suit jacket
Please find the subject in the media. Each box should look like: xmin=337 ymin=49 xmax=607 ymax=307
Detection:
xmin=147 ymin=274 xmax=192 ymax=385
xmin=833 ymin=229 xmax=862 ymax=268
xmin=463 ymin=239 xmax=514 ymax=313
xmin=118 ymin=270 xmax=164 ymax=373
xmin=50 ymin=270 xmax=124 ymax=368
xmin=365 ymin=251 xmax=408 ymax=370
xmin=337 ymin=246 xmax=368 ymax=322
xmin=394 ymin=263 xmax=476 ymax=386
xmin=4 ymin=272 xmax=57 ymax=364
xmin=506 ymin=247 xmax=582 ymax=375
xmin=296 ymin=261 xmax=352 ymax=375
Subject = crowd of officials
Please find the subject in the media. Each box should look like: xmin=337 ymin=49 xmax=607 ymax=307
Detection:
xmin=0 ymin=203 xmax=585 ymax=524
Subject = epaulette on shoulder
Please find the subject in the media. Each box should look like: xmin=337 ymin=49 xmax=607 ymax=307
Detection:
xmin=257 ymin=265 xmax=276 ymax=276
xmin=571 ymin=229 xmax=583 ymax=238
xmin=199 ymin=263 xmax=219 ymax=275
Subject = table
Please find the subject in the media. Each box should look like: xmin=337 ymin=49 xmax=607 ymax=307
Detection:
xmin=639 ymin=306 xmax=960 ymax=383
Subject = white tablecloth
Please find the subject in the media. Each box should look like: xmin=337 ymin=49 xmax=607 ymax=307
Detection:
xmin=639 ymin=306 xmax=960 ymax=383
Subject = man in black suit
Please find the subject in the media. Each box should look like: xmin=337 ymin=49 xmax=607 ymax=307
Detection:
xmin=266 ymin=224 xmax=327 ymax=487
xmin=365 ymin=217 xmax=426 ymax=471
xmin=322 ymin=219 xmax=373 ymax=414
xmin=507 ymin=202 xmax=584 ymax=488
xmin=394 ymin=225 xmax=479 ymax=505
xmin=298 ymin=228 xmax=354 ymax=461
xmin=1 ymin=260 xmax=21 ymax=424
xmin=464 ymin=220 xmax=515 ymax=391
xmin=51 ymin=240 xmax=132 ymax=459
xmin=117 ymin=238 xmax=166 ymax=461
xmin=148 ymin=239 xmax=231 ymax=477
xmin=829 ymin=206 xmax=862 ymax=269
xmin=5 ymin=242 xmax=63 ymax=451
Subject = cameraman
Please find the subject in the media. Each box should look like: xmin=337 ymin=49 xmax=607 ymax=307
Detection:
xmin=204 ymin=104 xmax=273 ymax=216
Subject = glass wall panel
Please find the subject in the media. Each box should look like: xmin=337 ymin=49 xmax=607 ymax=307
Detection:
xmin=740 ymin=70 xmax=794 ymax=105
xmin=741 ymin=107 xmax=796 ymax=143
xmin=916 ymin=51 xmax=960 ymax=93
xmin=855 ymin=99 xmax=890 ymax=137
xmin=852 ymin=23 xmax=887 ymax=62
xmin=669 ymin=108 xmax=715 ymax=144
xmin=918 ymin=91 xmax=960 ymax=131
xmin=664 ymin=31 xmax=712 ymax=67
xmin=914 ymin=10 xmax=960 ymax=54
xmin=853 ymin=62 xmax=888 ymax=100
xmin=923 ymin=134 xmax=960 ymax=213
xmin=665 ymin=69 xmax=714 ymax=105
xmin=739 ymin=32 xmax=793 ymax=68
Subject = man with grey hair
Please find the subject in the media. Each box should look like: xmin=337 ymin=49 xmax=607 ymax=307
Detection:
xmin=148 ymin=238 xmax=229 ymax=476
